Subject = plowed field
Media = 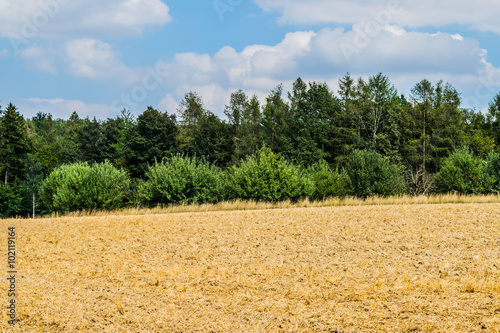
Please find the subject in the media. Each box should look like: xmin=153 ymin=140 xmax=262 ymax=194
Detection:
xmin=2 ymin=203 xmax=500 ymax=332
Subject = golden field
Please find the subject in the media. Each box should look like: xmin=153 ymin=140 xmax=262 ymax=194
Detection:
xmin=2 ymin=200 xmax=500 ymax=332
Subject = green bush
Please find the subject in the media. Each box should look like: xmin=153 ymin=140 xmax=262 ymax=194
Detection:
xmin=307 ymin=160 xmax=349 ymax=200
xmin=83 ymin=162 xmax=131 ymax=210
xmin=345 ymin=149 xmax=403 ymax=198
xmin=226 ymin=147 xmax=313 ymax=202
xmin=434 ymin=147 xmax=492 ymax=194
xmin=40 ymin=161 xmax=130 ymax=213
xmin=139 ymin=155 xmax=224 ymax=205
xmin=485 ymin=152 xmax=500 ymax=193
xmin=40 ymin=162 xmax=89 ymax=212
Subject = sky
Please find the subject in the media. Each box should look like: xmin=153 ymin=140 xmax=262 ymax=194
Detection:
xmin=0 ymin=0 xmax=499 ymax=120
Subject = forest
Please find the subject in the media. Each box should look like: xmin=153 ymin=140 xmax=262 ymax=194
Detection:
xmin=1 ymin=73 xmax=500 ymax=217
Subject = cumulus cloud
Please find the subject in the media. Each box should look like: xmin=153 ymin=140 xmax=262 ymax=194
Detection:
xmin=150 ymin=26 xmax=499 ymax=116
xmin=17 ymin=23 xmax=497 ymax=117
xmin=156 ymin=31 xmax=317 ymax=92
xmin=0 ymin=0 xmax=171 ymax=40
xmin=65 ymin=38 xmax=140 ymax=83
xmin=254 ymin=0 xmax=500 ymax=34
xmin=18 ymin=45 xmax=58 ymax=74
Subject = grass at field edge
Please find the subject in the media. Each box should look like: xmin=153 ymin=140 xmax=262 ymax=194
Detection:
xmin=11 ymin=193 xmax=499 ymax=220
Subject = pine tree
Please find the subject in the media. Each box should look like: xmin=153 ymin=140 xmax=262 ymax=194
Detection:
xmin=0 ymin=103 xmax=31 ymax=184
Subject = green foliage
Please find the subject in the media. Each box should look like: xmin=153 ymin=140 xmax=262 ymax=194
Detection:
xmin=287 ymin=79 xmax=339 ymax=165
xmin=225 ymin=90 xmax=264 ymax=163
xmin=1 ymin=76 xmax=500 ymax=216
xmin=0 ymin=103 xmax=31 ymax=184
xmin=240 ymin=95 xmax=262 ymax=157
xmin=127 ymin=107 xmax=178 ymax=177
xmin=41 ymin=161 xmax=130 ymax=213
xmin=0 ymin=184 xmax=22 ymax=217
xmin=261 ymin=85 xmax=291 ymax=155
xmin=307 ymin=160 xmax=349 ymax=200
xmin=194 ymin=112 xmax=233 ymax=166
xmin=78 ymin=117 xmax=105 ymax=163
xmin=59 ymin=111 xmax=84 ymax=164
xmin=226 ymin=147 xmax=313 ymax=202
xmin=485 ymin=152 xmax=500 ymax=193
xmin=434 ymin=147 xmax=492 ymax=194
xmin=139 ymin=155 xmax=224 ymax=206
xmin=19 ymin=154 xmax=45 ymax=217
xmin=28 ymin=112 xmax=62 ymax=175
xmin=346 ymin=149 xmax=403 ymax=197
xmin=177 ymin=92 xmax=207 ymax=154
xmin=225 ymin=90 xmax=246 ymax=162
xmin=177 ymin=93 xmax=232 ymax=166
xmin=487 ymin=93 xmax=500 ymax=147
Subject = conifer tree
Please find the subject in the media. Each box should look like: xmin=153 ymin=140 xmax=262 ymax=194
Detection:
xmin=0 ymin=103 xmax=31 ymax=184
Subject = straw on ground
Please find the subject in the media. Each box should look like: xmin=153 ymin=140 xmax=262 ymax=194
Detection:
xmin=1 ymin=200 xmax=499 ymax=332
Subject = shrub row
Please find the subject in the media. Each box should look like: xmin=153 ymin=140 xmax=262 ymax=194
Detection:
xmin=38 ymin=147 xmax=500 ymax=214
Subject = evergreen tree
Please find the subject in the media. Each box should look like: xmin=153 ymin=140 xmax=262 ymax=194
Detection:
xmin=127 ymin=107 xmax=177 ymax=178
xmin=108 ymin=109 xmax=136 ymax=170
xmin=334 ymin=73 xmax=359 ymax=164
xmin=0 ymin=103 xmax=31 ymax=184
xmin=78 ymin=117 xmax=105 ymax=163
xmin=60 ymin=111 xmax=84 ymax=164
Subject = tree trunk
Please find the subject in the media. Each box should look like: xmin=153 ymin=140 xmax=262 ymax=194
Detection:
xmin=33 ymin=191 xmax=35 ymax=219
xmin=423 ymin=108 xmax=426 ymax=173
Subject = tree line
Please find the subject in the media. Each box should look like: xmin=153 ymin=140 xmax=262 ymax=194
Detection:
xmin=1 ymin=73 xmax=500 ymax=216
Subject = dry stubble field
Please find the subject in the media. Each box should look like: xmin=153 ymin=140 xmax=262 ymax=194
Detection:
xmin=1 ymin=203 xmax=500 ymax=332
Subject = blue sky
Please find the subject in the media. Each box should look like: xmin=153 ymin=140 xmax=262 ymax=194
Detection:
xmin=0 ymin=0 xmax=499 ymax=119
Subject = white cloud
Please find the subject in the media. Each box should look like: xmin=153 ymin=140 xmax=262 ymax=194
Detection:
xmin=158 ymin=27 xmax=492 ymax=89
xmin=156 ymin=31 xmax=317 ymax=92
xmin=18 ymin=45 xmax=58 ymax=74
xmin=16 ymin=22 xmax=500 ymax=119
xmin=254 ymin=0 xmax=500 ymax=34
xmin=151 ymin=26 xmax=500 ymax=116
xmin=15 ymin=97 xmax=117 ymax=119
xmin=65 ymin=38 xmax=139 ymax=83
xmin=157 ymin=94 xmax=179 ymax=114
xmin=67 ymin=26 xmax=493 ymax=99
xmin=451 ymin=34 xmax=464 ymax=41
xmin=24 ymin=25 xmax=494 ymax=118
xmin=0 ymin=0 xmax=171 ymax=40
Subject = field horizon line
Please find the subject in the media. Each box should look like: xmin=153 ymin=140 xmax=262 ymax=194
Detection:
xmin=5 ymin=193 xmax=500 ymax=221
